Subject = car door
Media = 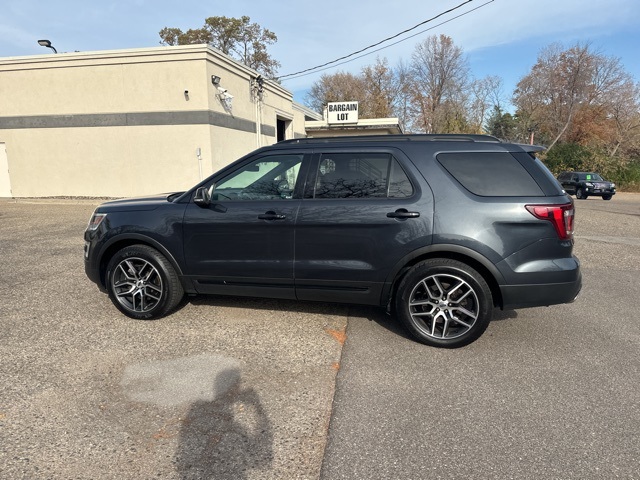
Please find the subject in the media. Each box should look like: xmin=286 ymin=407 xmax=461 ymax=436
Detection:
xmin=182 ymin=152 xmax=309 ymax=299
xmin=557 ymin=172 xmax=570 ymax=193
xmin=294 ymin=148 xmax=434 ymax=305
xmin=566 ymin=173 xmax=579 ymax=194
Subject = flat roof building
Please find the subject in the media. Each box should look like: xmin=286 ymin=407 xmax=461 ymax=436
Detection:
xmin=0 ymin=44 xmax=400 ymax=199
xmin=0 ymin=44 xmax=320 ymax=198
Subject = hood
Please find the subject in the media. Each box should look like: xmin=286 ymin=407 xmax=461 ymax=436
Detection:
xmin=98 ymin=193 xmax=178 ymax=212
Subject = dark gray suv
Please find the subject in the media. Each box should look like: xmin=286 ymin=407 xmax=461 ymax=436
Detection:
xmin=84 ymin=134 xmax=581 ymax=348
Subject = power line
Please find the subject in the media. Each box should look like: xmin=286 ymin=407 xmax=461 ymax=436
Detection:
xmin=281 ymin=0 xmax=495 ymax=81
xmin=277 ymin=0 xmax=487 ymax=81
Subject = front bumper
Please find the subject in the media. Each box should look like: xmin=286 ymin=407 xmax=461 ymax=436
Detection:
xmin=84 ymin=237 xmax=105 ymax=290
xmin=584 ymin=185 xmax=615 ymax=196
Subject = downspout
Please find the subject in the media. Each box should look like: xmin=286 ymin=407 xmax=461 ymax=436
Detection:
xmin=256 ymin=98 xmax=262 ymax=148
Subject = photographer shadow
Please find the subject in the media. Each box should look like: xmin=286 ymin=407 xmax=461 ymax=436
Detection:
xmin=176 ymin=368 xmax=273 ymax=480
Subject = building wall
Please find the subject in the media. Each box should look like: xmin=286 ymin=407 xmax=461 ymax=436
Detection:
xmin=0 ymin=45 xmax=313 ymax=198
xmin=0 ymin=143 xmax=10 ymax=197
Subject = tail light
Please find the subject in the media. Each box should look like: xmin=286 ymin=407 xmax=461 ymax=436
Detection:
xmin=526 ymin=202 xmax=574 ymax=240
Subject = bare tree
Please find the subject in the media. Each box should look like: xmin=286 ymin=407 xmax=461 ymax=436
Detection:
xmin=305 ymin=58 xmax=404 ymax=120
xmin=468 ymin=76 xmax=503 ymax=134
xmin=393 ymin=59 xmax=414 ymax=132
xmin=409 ymin=34 xmax=470 ymax=133
xmin=607 ymin=80 xmax=640 ymax=157
xmin=305 ymin=72 xmax=367 ymax=114
xmin=360 ymin=57 xmax=401 ymax=118
xmin=513 ymin=42 xmax=634 ymax=152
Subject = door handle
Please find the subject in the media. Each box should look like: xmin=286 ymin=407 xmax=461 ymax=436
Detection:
xmin=258 ymin=211 xmax=286 ymax=220
xmin=387 ymin=209 xmax=420 ymax=219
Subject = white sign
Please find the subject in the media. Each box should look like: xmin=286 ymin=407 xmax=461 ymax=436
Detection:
xmin=327 ymin=101 xmax=359 ymax=124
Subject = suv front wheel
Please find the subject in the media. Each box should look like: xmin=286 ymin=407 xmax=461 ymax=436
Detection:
xmin=106 ymin=245 xmax=184 ymax=320
xmin=395 ymin=259 xmax=493 ymax=348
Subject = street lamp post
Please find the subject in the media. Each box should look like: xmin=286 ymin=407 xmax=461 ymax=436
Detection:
xmin=37 ymin=39 xmax=58 ymax=54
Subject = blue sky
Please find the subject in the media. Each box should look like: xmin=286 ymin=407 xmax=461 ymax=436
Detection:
xmin=2 ymin=0 xmax=639 ymax=109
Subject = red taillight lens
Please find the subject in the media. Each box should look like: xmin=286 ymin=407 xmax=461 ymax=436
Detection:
xmin=526 ymin=203 xmax=574 ymax=240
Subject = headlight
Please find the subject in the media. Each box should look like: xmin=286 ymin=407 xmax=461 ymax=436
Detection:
xmin=611 ymin=183 xmax=616 ymax=188
xmin=87 ymin=212 xmax=107 ymax=231
xmin=585 ymin=182 xmax=594 ymax=187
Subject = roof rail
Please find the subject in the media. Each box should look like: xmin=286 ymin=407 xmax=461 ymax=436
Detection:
xmin=279 ymin=134 xmax=503 ymax=144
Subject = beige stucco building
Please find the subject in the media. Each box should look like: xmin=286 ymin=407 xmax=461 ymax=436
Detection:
xmin=0 ymin=44 xmax=321 ymax=198
xmin=0 ymin=44 xmax=404 ymax=198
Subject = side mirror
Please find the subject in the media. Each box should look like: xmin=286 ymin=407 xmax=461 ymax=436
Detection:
xmin=193 ymin=186 xmax=212 ymax=207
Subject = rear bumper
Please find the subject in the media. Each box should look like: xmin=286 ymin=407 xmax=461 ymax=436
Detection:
xmin=496 ymin=238 xmax=582 ymax=309
xmin=500 ymin=270 xmax=582 ymax=309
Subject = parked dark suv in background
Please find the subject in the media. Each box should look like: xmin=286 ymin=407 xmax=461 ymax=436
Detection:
xmin=85 ymin=134 xmax=581 ymax=348
xmin=557 ymin=171 xmax=616 ymax=200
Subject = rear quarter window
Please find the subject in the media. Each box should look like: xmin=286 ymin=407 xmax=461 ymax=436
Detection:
xmin=437 ymin=152 xmax=544 ymax=196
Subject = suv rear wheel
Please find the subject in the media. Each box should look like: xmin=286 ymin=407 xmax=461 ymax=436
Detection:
xmin=576 ymin=188 xmax=587 ymax=199
xmin=395 ymin=259 xmax=493 ymax=348
xmin=106 ymin=245 xmax=184 ymax=319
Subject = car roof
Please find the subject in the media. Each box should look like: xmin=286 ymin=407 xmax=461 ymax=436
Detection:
xmin=279 ymin=134 xmax=546 ymax=153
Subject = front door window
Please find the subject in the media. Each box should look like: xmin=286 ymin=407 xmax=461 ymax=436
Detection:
xmin=213 ymin=155 xmax=303 ymax=201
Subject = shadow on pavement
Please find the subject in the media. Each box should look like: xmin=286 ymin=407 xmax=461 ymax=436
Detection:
xmin=183 ymin=295 xmax=518 ymax=342
xmin=357 ymin=305 xmax=412 ymax=338
xmin=176 ymin=368 xmax=273 ymax=480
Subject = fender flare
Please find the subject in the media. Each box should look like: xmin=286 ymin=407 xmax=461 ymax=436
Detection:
xmin=97 ymin=233 xmax=192 ymax=291
xmin=381 ymin=244 xmax=506 ymax=304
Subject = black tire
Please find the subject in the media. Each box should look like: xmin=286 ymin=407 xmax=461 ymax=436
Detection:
xmin=602 ymin=194 xmax=612 ymax=200
xmin=394 ymin=259 xmax=493 ymax=348
xmin=106 ymin=245 xmax=184 ymax=320
xmin=576 ymin=188 xmax=587 ymax=199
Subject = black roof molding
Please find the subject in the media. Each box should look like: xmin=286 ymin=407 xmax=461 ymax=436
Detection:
xmin=279 ymin=134 xmax=547 ymax=153
xmin=281 ymin=134 xmax=503 ymax=144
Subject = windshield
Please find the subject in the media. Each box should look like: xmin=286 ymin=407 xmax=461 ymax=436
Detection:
xmin=581 ymin=173 xmax=603 ymax=181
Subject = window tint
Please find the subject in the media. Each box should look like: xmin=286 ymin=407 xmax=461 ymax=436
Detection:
xmin=437 ymin=152 xmax=544 ymax=196
xmin=314 ymin=153 xmax=413 ymax=199
xmin=213 ymin=154 xmax=303 ymax=200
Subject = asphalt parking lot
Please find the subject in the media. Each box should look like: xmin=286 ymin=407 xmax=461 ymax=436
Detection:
xmin=321 ymin=193 xmax=640 ymax=480
xmin=1 ymin=193 xmax=639 ymax=479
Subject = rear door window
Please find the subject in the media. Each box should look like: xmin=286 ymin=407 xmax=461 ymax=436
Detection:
xmin=437 ymin=152 xmax=544 ymax=196
xmin=314 ymin=153 xmax=413 ymax=199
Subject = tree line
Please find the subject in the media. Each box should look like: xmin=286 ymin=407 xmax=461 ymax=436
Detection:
xmin=160 ymin=17 xmax=640 ymax=190
xmin=305 ymin=35 xmax=640 ymax=189
xmin=159 ymin=15 xmax=280 ymax=79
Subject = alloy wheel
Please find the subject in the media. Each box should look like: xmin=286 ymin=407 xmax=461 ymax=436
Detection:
xmin=111 ymin=257 xmax=163 ymax=313
xmin=407 ymin=273 xmax=479 ymax=340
